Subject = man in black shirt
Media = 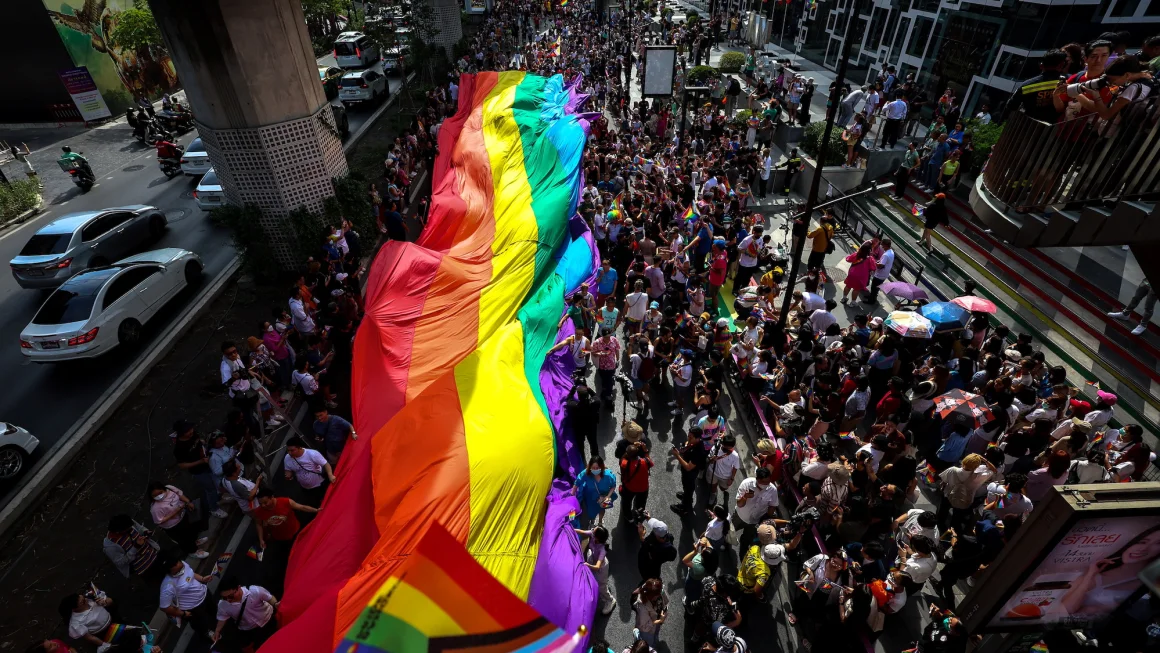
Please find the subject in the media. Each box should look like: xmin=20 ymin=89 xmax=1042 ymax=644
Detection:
xmin=669 ymin=427 xmax=709 ymax=515
xmin=172 ymin=420 xmax=228 ymax=520
xmin=1011 ymin=49 xmax=1069 ymax=123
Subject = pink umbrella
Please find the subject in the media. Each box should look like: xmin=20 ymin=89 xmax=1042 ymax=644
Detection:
xmin=952 ymin=295 xmax=997 ymax=314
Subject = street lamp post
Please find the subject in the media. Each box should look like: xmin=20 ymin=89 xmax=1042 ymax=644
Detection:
xmin=679 ymin=85 xmax=710 ymax=154
xmin=776 ymin=0 xmax=868 ymax=331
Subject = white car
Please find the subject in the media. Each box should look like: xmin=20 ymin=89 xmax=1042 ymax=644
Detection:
xmin=0 ymin=423 xmax=39 ymax=480
xmin=339 ymin=68 xmax=389 ymax=105
xmin=180 ymin=138 xmax=212 ymax=176
xmin=194 ymin=168 xmax=226 ymax=210
xmin=20 ymin=248 xmax=204 ymax=362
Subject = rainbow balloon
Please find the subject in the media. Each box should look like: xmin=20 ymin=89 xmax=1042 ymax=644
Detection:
xmin=262 ymin=72 xmax=599 ymax=652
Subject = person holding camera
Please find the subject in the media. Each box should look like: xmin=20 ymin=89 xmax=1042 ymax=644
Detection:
xmin=631 ymin=578 xmax=668 ymax=647
xmin=669 ymin=427 xmax=708 ymax=516
xmin=706 ymin=434 xmax=741 ymax=508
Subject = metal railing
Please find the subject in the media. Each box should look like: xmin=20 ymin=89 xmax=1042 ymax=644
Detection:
xmin=982 ymin=94 xmax=1160 ymax=212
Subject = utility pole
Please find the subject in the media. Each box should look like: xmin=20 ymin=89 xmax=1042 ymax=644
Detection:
xmin=776 ymin=0 xmax=867 ymax=331
xmin=679 ymin=86 xmax=709 ymax=153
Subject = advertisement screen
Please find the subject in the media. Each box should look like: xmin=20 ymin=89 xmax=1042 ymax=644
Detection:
xmin=988 ymin=517 xmax=1160 ymax=629
xmin=642 ymin=47 xmax=676 ymax=97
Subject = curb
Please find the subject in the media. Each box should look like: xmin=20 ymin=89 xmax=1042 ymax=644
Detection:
xmin=343 ymin=71 xmax=416 ymax=154
xmin=0 ymin=196 xmax=44 ymax=229
xmin=0 ymin=255 xmax=242 ymax=537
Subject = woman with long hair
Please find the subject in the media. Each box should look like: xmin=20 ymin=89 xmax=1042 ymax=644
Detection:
xmin=842 ymin=242 xmax=878 ymax=304
xmin=1061 ymin=523 xmax=1160 ymax=615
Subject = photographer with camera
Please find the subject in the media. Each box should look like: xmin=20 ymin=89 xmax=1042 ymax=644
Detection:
xmin=733 ymin=467 xmax=779 ymax=546
xmin=566 ymin=375 xmax=602 ymax=462
xmin=637 ymin=517 xmax=677 ymax=581
xmin=669 ymin=427 xmax=708 ymax=516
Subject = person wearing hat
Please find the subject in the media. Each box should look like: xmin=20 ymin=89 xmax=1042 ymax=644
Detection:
xmin=737 ymin=541 xmax=785 ymax=601
xmin=172 ymin=420 xmax=228 ymax=521
xmin=637 ymin=517 xmax=678 ymax=581
xmin=702 ymin=625 xmax=748 ymax=653
xmin=1068 ymin=389 xmax=1116 ymax=430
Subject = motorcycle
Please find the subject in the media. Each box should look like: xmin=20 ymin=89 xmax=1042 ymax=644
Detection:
xmin=155 ymin=109 xmax=194 ymax=134
xmin=59 ymin=157 xmax=95 ymax=192
xmin=134 ymin=117 xmax=172 ymax=146
xmin=159 ymin=159 xmax=182 ymax=178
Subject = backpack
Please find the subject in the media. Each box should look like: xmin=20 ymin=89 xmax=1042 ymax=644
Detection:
xmin=944 ymin=473 xmax=976 ymax=510
xmin=638 ymin=354 xmax=656 ymax=381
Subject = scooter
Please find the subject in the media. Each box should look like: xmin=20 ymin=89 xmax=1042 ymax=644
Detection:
xmin=59 ymin=157 xmax=95 ymax=192
xmin=159 ymin=159 xmax=182 ymax=178
xmin=155 ymin=109 xmax=194 ymax=134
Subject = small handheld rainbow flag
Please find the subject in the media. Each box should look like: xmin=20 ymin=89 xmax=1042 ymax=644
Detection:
xmin=921 ymin=462 xmax=938 ymax=485
xmin=721 ymin=177 xmax=733 ymax=196
xmin=911 ymin=203 xmax=924 ymax=217
xmin=611 ymin=191 xmax=625 ymax=213
xmin=1085 ymin=379 xmax=1101 ymax=389
xmin=794 ymin=579 xmax=810 ymax=592
xmin=560 ymin=0 xmax=570 ymax=6
xmin=211 ymin=552 xmax=233 ymax=578
xmin=682 ymin=203 xmax=699 ymax=224
xmin=1030 ymin=641 xmax=1049 ymax=653
xmin=1088 ymin=430 xmax=1106 ymax=448
xmin=102 ymin=623 xmax=130 ymax=644
xmin=246 ymin=546 xmax=264 ymax=561
xmin=838 ymin=431 xmax=857 ymax=441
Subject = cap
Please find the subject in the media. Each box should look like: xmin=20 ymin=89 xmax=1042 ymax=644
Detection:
xmin=717 ymin=318 xmax=729 ymax=328
xmin=1096 ymin=390 xmax=1118 ymax=406
xmin=622 ymin=421 xmax=644 ymax=442
xmin=650 ymin=301 xmax=660 ymax=309
xmin=910 ymin=380 xmax=937 ymax=400
xmin=870 ymin=316 xmax=884 ymax=328
xmin=335 ymin=272 xmax=349 ymax=282
xmin=762 ymin=543 xmax=786 ymax=565
xmin=715 ymin=626 xmax=736 ymax=648
xmin=644 ymin=517 xmax=668 ymax=538
xmin=700 ymin=312 xmax=711 ymax=320
xmin=1070 ymin=418 xmax=1093 ymax=434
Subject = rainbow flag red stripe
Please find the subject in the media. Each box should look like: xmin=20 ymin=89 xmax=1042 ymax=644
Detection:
xmin=682 ymin=203 xmax=699 ymax=224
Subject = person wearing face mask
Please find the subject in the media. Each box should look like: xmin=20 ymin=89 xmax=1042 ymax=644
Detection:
xmin=147 ymin=481 xmax=210 ymax=559
xmin=573 ymin=456 xmax=618 ymax=526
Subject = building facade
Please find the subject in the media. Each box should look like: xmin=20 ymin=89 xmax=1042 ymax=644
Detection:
xmin=792 ymin=0 xmax=1160 ymax=116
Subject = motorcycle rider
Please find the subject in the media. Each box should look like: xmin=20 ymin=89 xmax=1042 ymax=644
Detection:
xmin=58 ymin=146 xmax=93 ymax=182
xmin=126 ymin=108 xmax=139 ymax=130
xmin=155 ymin=139 xmax=184 ymax=171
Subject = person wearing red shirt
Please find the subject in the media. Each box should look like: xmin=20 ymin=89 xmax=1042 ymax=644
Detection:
xmin=876 ymin=376 xmax=905 ymax=418
xmin=1054 ymin=40 xmax=1114 ymax=119
xmin=252 ymin=489 xmax=317 ymax=594
xmin=619 ymin=442 xmax=654 ymax=523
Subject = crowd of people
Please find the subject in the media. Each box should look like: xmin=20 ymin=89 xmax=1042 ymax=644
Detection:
xmin=26 ymin=1 xmax=1160 ymax=653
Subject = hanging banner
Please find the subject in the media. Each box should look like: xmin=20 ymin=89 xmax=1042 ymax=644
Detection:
xmin=58 ymin=67 xmax=112 ymax=121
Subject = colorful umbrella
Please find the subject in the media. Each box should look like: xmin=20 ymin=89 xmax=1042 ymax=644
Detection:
xmin=884 ymin=311 xmax=934 ymax=338
xmin=881 ymin=281 xmax=929 ymax=301
xmin=951 ymin=295 xmax=998 ymax=314
xmin=920 ymin=301 xmax=971 ymax=331
xmin=933 ymin=389 xmax=993 ymax=428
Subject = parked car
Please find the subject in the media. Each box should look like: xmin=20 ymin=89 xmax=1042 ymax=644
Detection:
xmin=334 ymin=31 xmax=380 ymax=69
xmin=10 ymin=206 xmax=168 ymax=290
xmin=0 ymin=423 xmax=39 ymax=480
xmin=180 ymin=138 xmax=212 ymax=176
xmin=319 ymin=65 xmax=344 ymax=100
xmin=194 ymin=168 xmax=225 ymax=210
xmin=339 ymin=68 xmax=389 ymax=105
xmin=19 ymin=248 xmax=204 ymax=361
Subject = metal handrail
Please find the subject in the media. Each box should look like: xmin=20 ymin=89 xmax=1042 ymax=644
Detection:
xmin=982 ymin=93 xmax=1160 ymax=212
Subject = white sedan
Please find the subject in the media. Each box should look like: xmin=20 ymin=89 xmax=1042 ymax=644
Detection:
xmin=0 ymin=423 xmax=39 ymax=480
xmin=20 ymin=248 xmax=203 ymax=362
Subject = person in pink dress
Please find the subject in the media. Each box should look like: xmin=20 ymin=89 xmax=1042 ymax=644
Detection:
xmin=842 ymin=242 xmax=878 ymax=304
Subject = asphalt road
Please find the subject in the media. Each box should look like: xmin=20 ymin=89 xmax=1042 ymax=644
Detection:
xmin=0 ymin=64 xmax=405 ymax=506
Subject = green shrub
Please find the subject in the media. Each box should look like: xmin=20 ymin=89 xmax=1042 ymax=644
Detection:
xmin=800 ymin=121 xmax=846 ymax=165
xmin=687 ymin=65 xmax=718 ymax=84
xmin=0 ymin=179 xmax=41 ymax=220
xmin=686 ymin=10 xmax=699 ymax=21
xmin=717 ymin=51 xmax=746 ymax=73
xmin=732 ymin=109 xmax=753 ymax=127
xmin=210 ymin=204 xmax=281 ymax=281
xmin=963 ymin=118 xmax=1004 ymax=174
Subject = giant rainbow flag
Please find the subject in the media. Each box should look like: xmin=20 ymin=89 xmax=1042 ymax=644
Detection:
xmin=262 ymin=71 xmax=599 ymax=652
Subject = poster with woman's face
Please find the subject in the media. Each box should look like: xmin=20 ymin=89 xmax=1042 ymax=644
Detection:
xmin=990 ymin=516 xmax=1160 ymax=629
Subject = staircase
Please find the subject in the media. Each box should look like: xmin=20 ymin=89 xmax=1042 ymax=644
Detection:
xmin=968 ymin=96 xmax=1160 ymax=284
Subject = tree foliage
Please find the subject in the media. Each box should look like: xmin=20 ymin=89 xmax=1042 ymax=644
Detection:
xmin=108 ymin=0 xmax=163 ymax=51
xmin=800 ymin=121 xmax=845 ymax=165
xmin=716 ymin=51 xmax=746 ymax=73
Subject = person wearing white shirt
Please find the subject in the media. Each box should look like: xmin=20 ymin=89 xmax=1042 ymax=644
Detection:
xmin=700 ymin=175 xmax=719 ymax=199
xmin=974 ymin=105 xmax=991 ymax=125
xmin=64 ymin=593 xmax=115 ymax=646
xmin=283 ymin=437 xmax=334 ymax=505
xmin=288 ymin=289 xmax=315 ymax=335
xmin=707 ymin=435 xmax=742 ymax=504
xmin=159 ymin=558 xmax=214 ymax=639
xmin=868 ymin=238 xmax=894 ymax=301
xmin=897 ymin=535 xmax=938 ymax=587
xmin=734 ymin=468 xmax=780 ymax=525
xmin=809 ymin=307 xmax=837 ymax=336
xmin=879 ymin=98 xmax=908 ymax=150
xmin=214 ymin=582 xmax=279 ymax=647
xmin=734 ymin=225 xmax=764 ymax=294
xmin=759 ymin=149 xmax=773 ymax=198
xmin=795 ymin=290 xmax=827 ymax=313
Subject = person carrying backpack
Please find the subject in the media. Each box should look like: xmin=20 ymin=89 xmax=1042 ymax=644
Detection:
xmin=629 ymin=334 xmax=657 ymax=409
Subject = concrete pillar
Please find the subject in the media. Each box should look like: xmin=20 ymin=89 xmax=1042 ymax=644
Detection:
xmin=428 ymin=0 xmax=464 ymax=54
xmin=149 ymin=0 xmax=348 ymax=266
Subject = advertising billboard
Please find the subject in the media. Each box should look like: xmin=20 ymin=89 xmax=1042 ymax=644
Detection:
xmin=642 ymin=46 xmax=676 ymax=98
xmin=41 ymin=0 xmax=179 ymax=114
xmin=989 ymin=516 xmax=1160 ymax=629
xmin=58 ymin=66 xmax=112 ymax=121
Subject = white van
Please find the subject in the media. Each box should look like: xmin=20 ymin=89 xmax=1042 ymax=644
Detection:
xmin=333 ymin=32 xmax=379 ymax=69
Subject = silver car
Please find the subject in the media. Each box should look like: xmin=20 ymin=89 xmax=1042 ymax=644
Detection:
xmin=180 ymin=138 xmax=212 ymax=176
xmin=10 ymin=206 xmax=168 ymax=290
xmin=194 ymin=168 xmax=226 ymax=210
xmin=0 ymin=423 xmax=39 ymax=480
